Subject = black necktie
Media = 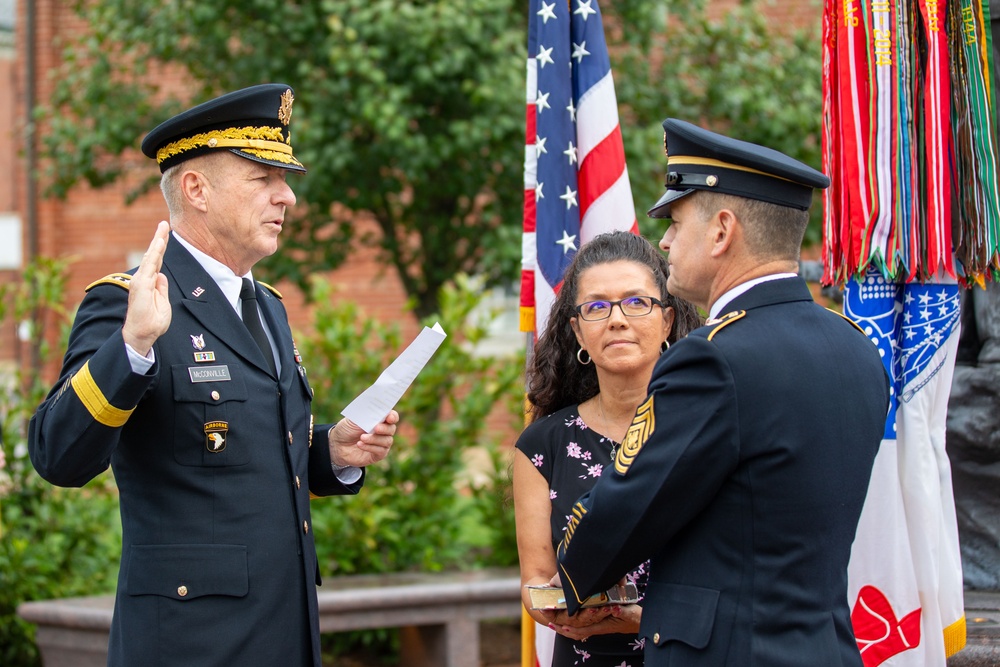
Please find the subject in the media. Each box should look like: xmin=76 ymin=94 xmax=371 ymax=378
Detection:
xmin=240 ymin=278 xmax=277 ymax=377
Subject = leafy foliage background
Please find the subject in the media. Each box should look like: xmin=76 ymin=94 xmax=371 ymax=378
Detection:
xmin=39 ymin=0 xmax=824 ymax=313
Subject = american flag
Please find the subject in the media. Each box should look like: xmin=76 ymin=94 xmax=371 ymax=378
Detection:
xmin=521 ymin=0 xmax=637 ymax=337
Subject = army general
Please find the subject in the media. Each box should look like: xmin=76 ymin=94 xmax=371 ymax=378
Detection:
xmin=28 ymin=84 xmax=398 ymax=667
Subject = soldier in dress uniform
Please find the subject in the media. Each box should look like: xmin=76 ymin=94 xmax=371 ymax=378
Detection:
xmin=28 ymin=84 xmax=399 ymax=667
xmin=555 ymin=119 xmax=890 ymax=666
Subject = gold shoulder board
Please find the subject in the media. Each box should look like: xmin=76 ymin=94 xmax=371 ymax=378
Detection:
xmin=827 ymin=308 xmax=865 ymax=335
xmin=258 ymin=281 xmax=283 ymax=299
xmin=85 ymin=273 xmax=132 ymax=292
xmin=706 ymin=310 xmax=746 ymax=341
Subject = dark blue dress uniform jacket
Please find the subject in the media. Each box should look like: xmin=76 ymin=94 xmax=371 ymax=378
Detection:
xmin=557 ymin=277 xmax=890 ymax=667
xmin=28 ymin=239 xmax=362 ymax=667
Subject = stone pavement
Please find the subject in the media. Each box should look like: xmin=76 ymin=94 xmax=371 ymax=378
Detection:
xmin=949 ymin=590 xmax=1000 ymax=666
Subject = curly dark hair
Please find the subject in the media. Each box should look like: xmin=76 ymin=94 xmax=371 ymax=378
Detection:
xmin=526 ymin=231 xmax=702 ymax=421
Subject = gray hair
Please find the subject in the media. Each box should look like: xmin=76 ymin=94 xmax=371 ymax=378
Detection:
xmin=160 ymin=163 xmax=184 ymax=218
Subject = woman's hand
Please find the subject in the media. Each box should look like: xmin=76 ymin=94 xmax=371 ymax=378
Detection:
xmin=536 ymin=604 xmax=613 ymax=630
xmin=547 ymin=604 xmax=642 ymax=641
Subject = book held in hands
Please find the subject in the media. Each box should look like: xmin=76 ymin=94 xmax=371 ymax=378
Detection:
xmin=525 ymin=581 xmax=639 ymax=610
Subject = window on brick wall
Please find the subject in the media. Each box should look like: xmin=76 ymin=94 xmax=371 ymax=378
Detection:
xmin=0 ymin=213 xmax=21 ymax=270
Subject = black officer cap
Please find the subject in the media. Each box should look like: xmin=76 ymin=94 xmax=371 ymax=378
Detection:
xmin=648 ymin=119 xmax=829 ymax=218
xmin=141 ymin=83 xmax=306 ymax=174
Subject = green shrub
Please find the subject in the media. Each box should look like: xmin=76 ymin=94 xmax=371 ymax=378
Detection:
xmin=303 ymin=274 xmax=522 ymax=576
xmin=299 ymin=275 xmax=523 ymax=661
xmin=0 ymin=258 xmax=123 ymax=667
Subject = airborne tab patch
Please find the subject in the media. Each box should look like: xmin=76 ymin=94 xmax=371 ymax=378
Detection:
xmin=615 ymin=395 xmax=655 ymax=474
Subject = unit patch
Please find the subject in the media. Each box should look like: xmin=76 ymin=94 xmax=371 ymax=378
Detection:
xmin=614 ymin=395 xmax=655 ymax=475
xmin=204 ymin=421 xmax=229 ymax=453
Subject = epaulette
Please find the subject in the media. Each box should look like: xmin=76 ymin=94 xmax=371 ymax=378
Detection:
xmin=258 ymin=281 xmax=282 ymax=299
xmin=705 ymin=309 xmax=746 ymax=341
xmin=827 ymin=308 xmax=865 ymax=335
xmin=85 ymin=273 xmax=132 ymax=292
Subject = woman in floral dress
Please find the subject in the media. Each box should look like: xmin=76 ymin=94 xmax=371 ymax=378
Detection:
xmin=514 ymin=232 xmax=700 ymax=666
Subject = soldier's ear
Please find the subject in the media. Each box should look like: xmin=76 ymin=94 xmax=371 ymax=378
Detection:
xmin=180 ymin=168 xmax=212 ymax=213
xmin=710 ymin=208 xmax=738 ymax=258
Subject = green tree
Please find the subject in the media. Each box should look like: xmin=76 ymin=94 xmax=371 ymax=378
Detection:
xmin=39 ymin=0 xmax=823 ymax=316
xmin=608 ymin=0 xmax=825 ymax=243
xmin=42 ymin=0 xmax=528 ymax=319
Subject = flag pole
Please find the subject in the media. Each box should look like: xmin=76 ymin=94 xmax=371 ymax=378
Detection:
xmin=521 ymin=332 xmax=536 ymax=667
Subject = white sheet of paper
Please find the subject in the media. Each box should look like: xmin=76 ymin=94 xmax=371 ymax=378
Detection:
xmin=340 ymin=322 xmax=447 ymax=432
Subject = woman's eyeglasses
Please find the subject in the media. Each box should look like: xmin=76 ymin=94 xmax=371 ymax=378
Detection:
xmin=574 ymin=296 xmax=664 ymax=321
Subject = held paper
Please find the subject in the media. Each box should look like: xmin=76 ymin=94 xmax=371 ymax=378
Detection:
xmin=341 ymin=322 xmax=447 ymax=432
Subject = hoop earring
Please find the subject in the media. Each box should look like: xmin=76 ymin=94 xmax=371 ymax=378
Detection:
xmin=577 ymin=348 xmax=592 ymax=365
xmin=661 ymin=340 xmax=670 ymax=352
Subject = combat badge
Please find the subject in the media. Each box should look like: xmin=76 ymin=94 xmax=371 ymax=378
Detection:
xmin=614 ymin=395 xmax=655 ymax=475
xmin=190 ymin=334 xmax=206 ymax=350
xmin=205 ymin=421 xmax=229 ymax=453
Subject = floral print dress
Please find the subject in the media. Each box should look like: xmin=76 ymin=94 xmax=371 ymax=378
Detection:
xmin=516 ymin=405 xmax=648 ymax=667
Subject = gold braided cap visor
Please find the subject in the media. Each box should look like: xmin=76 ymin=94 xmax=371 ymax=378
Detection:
xmin=667 ymin=155 xmax=801 ymax=185
xmin=156 ymin=125 xmax=301 ymax=169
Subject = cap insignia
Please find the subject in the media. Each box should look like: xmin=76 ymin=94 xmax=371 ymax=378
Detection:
xmin=278 ymin=89 xmax=294 ymax=126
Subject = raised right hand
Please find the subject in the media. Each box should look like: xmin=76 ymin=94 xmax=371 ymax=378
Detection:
xmin=122 ymin=221 xmax=172 ymax=356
